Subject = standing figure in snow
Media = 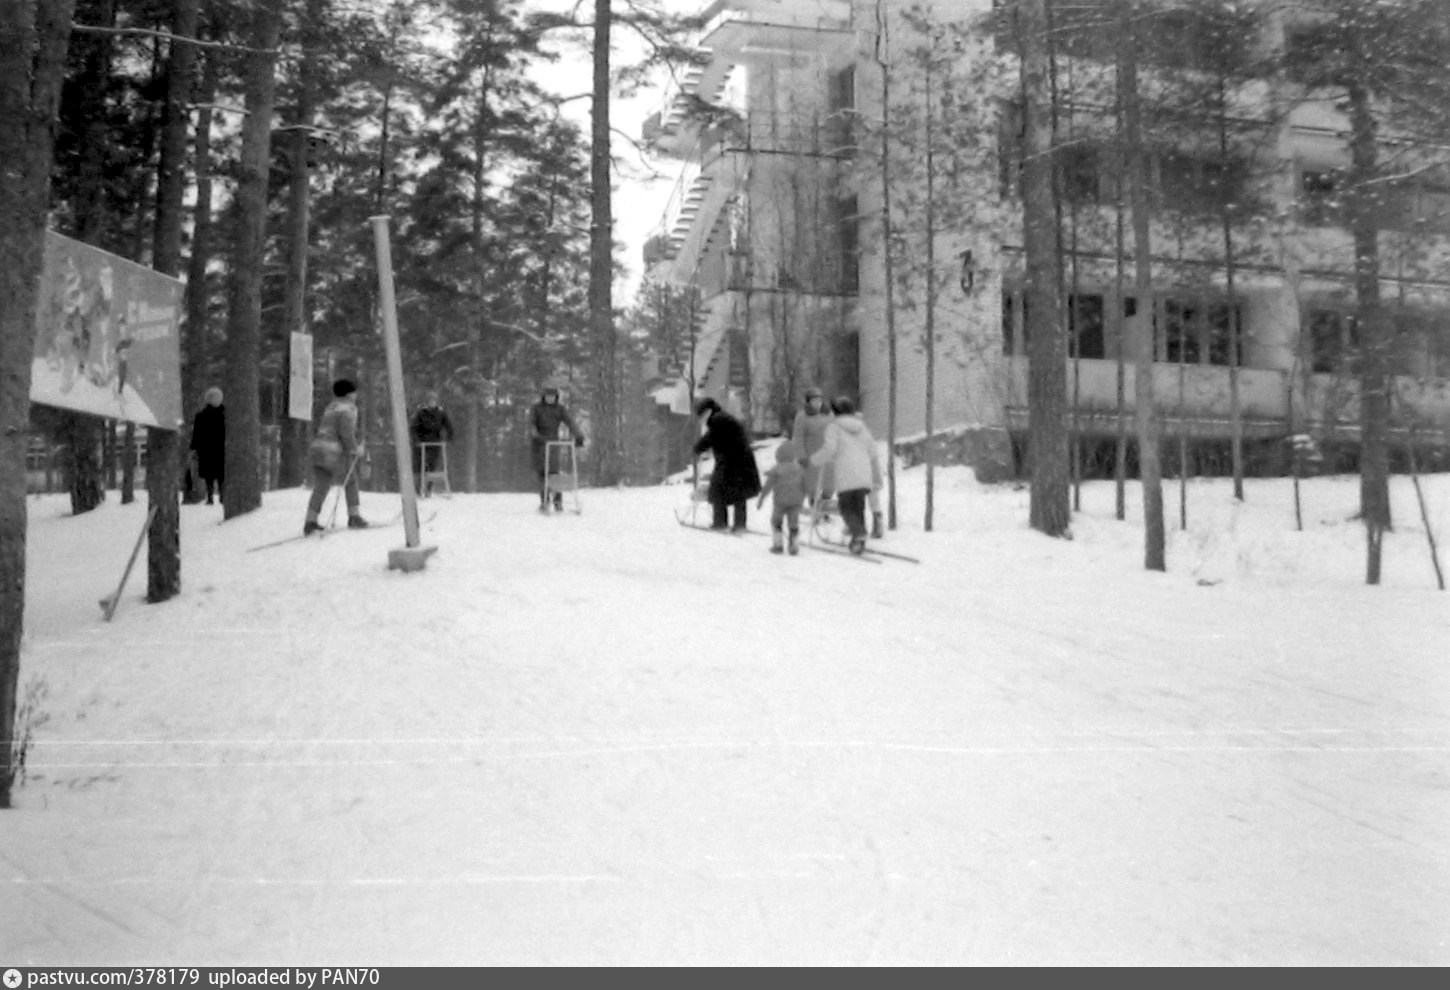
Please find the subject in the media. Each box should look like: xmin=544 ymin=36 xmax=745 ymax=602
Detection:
xmin=693 ymin=397 xmax=761 ymax=532
xmin=791 ymin=386 xmax=834 ymax=506
xmin=410 ymin=390 xmax=455 ymax=496
xmin=809 ymin=397 xmax=883 ymax=554
xmin=189 ymin=387 xmax=226 ymax=506
xmin=303 ymin=378 xmax=369 ymax=535
xmin=756 ymin=439 xmax=806 ymax=555
xmin=529 ymin=385 xmax=585 ymax=511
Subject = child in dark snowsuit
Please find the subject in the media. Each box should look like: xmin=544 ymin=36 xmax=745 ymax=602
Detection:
xmin=757 ymin=440 xmax=806 ymax=555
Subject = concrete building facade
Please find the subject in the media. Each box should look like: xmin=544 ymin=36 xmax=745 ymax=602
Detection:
xmin=642 ymin=0 xmax=1450 ymax=478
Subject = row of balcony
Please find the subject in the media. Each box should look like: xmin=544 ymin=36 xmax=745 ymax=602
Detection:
xmin=1000 ymin=357 xmax=1450 ymax=440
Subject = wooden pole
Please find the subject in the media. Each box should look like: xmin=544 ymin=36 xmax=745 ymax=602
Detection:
xmin=102 ymin=503 xmax=159 ymax=621
xmin=368 ymin=216 xmax=424 ymax=556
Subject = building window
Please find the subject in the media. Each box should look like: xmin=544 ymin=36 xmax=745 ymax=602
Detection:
xmin=1163 ymin=297 xmax=1242 ymax=366
xmin=835 ymin=196 xmax=859 ymax=295
xmin=1305 ymin=307 xmax=1357 ymax=374
xmin=1205 ymin=302 xmax=1242 ymax=367
xmin=826 ymin=64 xmax=857 ymax=156
xmin=1002 ymin=289 xmax=1019 ymax=354
xmin=1061 ymin=144 xmax=1115 ymax=205
xmin=1164 ymin=298 xmax=1201 ymax=364
xmin=1069 ymin=294 xmax=1105 ymax=359
xmin=1300 ymin=167 xmax=1342 ymax=226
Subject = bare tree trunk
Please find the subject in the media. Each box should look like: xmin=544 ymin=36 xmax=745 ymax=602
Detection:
xmin=466 ymin=75 xmax=488 ymax=494
xmin=146 ymin=0 xmax=199 ymax=603
xmin=1021 ymin=0 xmax=1069 ymax=537
xmin=590 ymin=0 xmax=621 ymax=485
xmin=1119 ymin=0 xmax=1165 ymax=570
xmin=222 ymin=0 xmax=284 ymax=520
xmin=1216 ymin=76 xmax=1244 ymax=501
xmin=63 ymin=0 xmax=116 ymax=516
xmin=121 ymin=422 xmax=136 ymax=503
xmin=181 ymin=9 xmax=218 ymax=464
xmin=0 ymin=0 xmax=78 ymax=808
xmin=279 ymin=0 xmax=322 ymax=490
xmin=1346 ymin=79 xmax=1391 ymax=584
xmin=923 ymin=59 xmax=937 ymax=533
xmin=875 ymin=2 xmax=898 ymax=530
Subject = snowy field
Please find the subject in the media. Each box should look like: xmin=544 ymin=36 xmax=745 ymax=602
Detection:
xmin=5 ymin=455 xmax=1449 ymax=965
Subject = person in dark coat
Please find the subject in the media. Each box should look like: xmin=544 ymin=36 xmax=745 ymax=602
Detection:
xmin=528 ymin=385 xmax=585 ymax=510
xmin=189 ymin=386 xmax=225 ymax=505
xmin=410 ymin=390 xmax=455 ymax=493
xmin=693 ymin=396 xmax=761 ymax=531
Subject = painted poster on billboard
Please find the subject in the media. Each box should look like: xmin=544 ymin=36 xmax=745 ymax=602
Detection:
xmin=30 ymin=231 xmax=184 ymax=429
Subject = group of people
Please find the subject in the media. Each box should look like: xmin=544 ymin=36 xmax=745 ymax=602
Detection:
xmin=694 ymin=386 xmax=883 ymax=556
xmin=188 ymin=377 xmax=879 ymax=553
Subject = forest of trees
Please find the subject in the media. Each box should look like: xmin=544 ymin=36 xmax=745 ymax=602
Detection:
xmin=0 ymin=0 xmax=703 ymax=807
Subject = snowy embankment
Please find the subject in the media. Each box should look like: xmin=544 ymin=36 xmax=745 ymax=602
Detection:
xmin=6 ymin=462 xmax=1449 ymax=965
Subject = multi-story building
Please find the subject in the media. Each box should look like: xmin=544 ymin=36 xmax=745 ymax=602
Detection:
xmin=642 ymin=0 xmax=1450 ymax=479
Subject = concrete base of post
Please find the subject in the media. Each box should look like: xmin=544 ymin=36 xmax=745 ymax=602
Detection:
xmin=387 ymin=545 xmax=438 ymax=573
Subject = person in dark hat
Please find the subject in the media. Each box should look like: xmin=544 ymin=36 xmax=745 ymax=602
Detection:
xmin=693 ymin=396 xmax=761 ymax=532
xmin=529 ymin=384 xmax=585 ymax=511
xmin=303 ymin=378 xmax=368 ymax=535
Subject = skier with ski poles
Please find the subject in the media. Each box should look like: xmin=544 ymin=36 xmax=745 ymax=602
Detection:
xmin=303 ymin=378 xmax=370 ymax=536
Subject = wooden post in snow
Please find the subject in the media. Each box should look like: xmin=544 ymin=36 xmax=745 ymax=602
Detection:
xmin=369 ymin=215 xmax=436 ymax=572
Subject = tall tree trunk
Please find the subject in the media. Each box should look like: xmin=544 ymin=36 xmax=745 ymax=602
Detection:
xmin=221 ymin=0 xmax=284 ymax=518
xmin=1216 ymin=76 xmax=1244 ymax=501
xmin=223 ymin=0 xmax=284 ymax=520
xmin=590 ymin=0 xmax=620 ymax=485
xmin=0 ymin=0 xmax=78 ymax=808
xmin=923 ymin=59 xmax=937 ymax=533
xmin=1346 ymin=79 xmax=1391 ymax=584
xmin=1119 ymin=0 xmax=1165 ymax=570
xmin=279 ymin=0 xmax=322 ymax=489
xmin=1021 ymin=0 xmax=1069 ymax=537
xmin=466 ymin=76 xmax=487 ymax=494
xmin=875 ymin=1 xmax=898 ymax=530
xmin=146 ymin=0 xmax=198 ymax=602
xmin=180 ymin=20 xmax=217 ymax=506
xmin=63 ymin=0 xmax=117 ymax=516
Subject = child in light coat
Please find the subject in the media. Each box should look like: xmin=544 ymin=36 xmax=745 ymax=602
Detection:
xmin=757 ymin=440 xmax=806 ymax=555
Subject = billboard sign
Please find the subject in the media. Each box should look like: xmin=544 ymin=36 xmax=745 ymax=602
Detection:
xmin=289 ymin=331 xmax=313 ymax=421
xmin=31 ymin=231 xmax=184 ymax=428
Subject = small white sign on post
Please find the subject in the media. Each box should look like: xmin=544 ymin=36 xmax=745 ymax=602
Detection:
xmin=288 ymin=331 xmax=313 ymax=421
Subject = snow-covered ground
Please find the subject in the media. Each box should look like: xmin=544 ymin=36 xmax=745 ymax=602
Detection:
xmin=6 ymin=458 xmax=1449 ymax=965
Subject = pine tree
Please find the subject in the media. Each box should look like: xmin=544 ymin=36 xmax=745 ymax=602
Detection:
xmin=1 ymin=0 xmax=79 ymax=808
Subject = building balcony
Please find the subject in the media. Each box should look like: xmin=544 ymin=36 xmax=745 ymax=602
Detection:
xmin=1001 ymin=356 xmax=1450 ymax=443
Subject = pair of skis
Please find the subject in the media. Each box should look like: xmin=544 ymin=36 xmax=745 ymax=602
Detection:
xmin=674 ymin=507 xmax=909 ymax=564
xmin=803 ymin=477 xmax=919 ymax=564
xmin=247 ymin=507 xmax=437 ymax=552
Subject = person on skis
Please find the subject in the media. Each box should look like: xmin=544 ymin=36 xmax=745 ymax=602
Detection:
xmin=529 ymin=385 xmax=585 ymax=511
xmin=304 ymin=378 xmax=369 ymax=535
xmin=808 ymin=397 xmax=882 ymax=554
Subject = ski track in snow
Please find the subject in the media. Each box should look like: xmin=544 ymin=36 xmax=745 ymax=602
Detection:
xmin=6 ymin=463 xmax=1450 ymax=964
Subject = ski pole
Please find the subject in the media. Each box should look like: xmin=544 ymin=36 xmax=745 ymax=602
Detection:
xmin=325 ymin=452 xmax=362 ymax=530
